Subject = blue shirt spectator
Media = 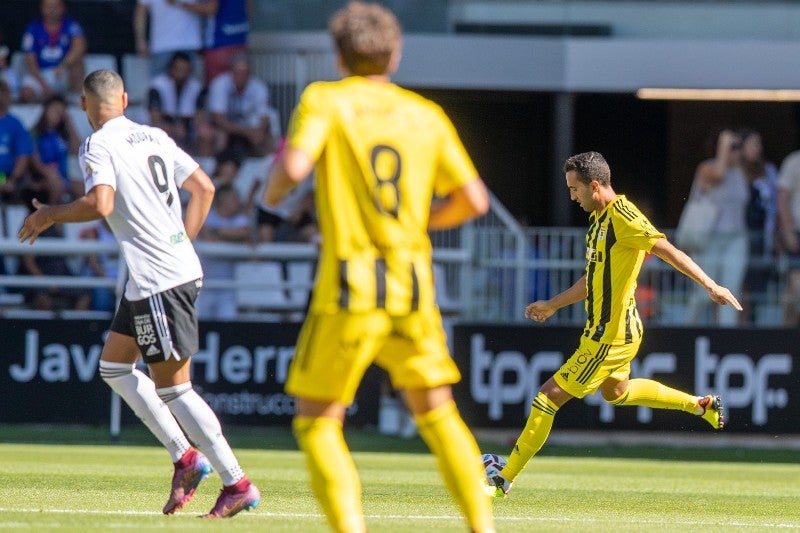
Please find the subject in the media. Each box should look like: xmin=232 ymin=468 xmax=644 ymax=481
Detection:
xmin=0 ymin=79 xmax=34 ymax=200
xmin=30 ymin=94 xmax=81 ymax=201
xmin=203 ymin=0 xmax=250 ymax=83
xmin=22 ymin=16 xmax=84 ymax=70
xmin=205 ymin=0 xmax=249 ymax=49
xmin=36 ymin=130 xmax=68 ymax=180
xmin=0 ymin=115 xmax=33 ymax=177
xmin=20 ymin=0 xmax=87 ymax=103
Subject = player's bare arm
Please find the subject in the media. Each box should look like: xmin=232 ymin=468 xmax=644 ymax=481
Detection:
xmin=525 ymin=274 xmax=587 ymax=322
xmin=650 ymin=237 xmax=743 ymax=310
xmin=18 ymin=184 xmax=114 ymax=245
xmin=180 ymin=168 xmax=215 ymax=240
xmin=428 ymin=178 xmax=490 ymax=230
xmin=133 ymin=3 xmax=149 ymax=56
xmin=263 ymin=146 xmax=314 ymax=207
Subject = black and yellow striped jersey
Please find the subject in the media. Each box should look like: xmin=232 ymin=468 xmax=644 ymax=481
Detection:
xmin=582 ymin=195 xmax=664 ymax=344
xmin=287 ymin=76 xmax=479 ymax=314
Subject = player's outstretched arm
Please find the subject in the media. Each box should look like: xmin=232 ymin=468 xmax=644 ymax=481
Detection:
xmin=18 ymin=185 xmax=114 ymax=245
xmin=650 ymin=237 xmax=743 ymax=311
xmin=525 ymin=274 xmax=587 ymax=322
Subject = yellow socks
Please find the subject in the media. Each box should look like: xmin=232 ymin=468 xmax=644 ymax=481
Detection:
xmin=610 ymin=378 xmax=698 ymax=413
xmin=502 ymin=392 xmax=559 ymax=481
xmin=415 ymin=401 xmax=495 ymax=533
xmin=293 ymin=416 xmax=365 ymax=533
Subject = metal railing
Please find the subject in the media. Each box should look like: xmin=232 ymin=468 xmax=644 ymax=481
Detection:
xmin=0 ymin=213 xmax=787 ymax=326
xmin=467 ymin=226 xmax=789 ymax=328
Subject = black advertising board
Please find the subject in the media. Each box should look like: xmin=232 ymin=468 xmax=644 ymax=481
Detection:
xmin=0 ymin=320 xmax=380 ymax=427
xmin=452 ymin=324 xmax=798 ymax=433
xmin=3 ymin=319 xmax=798 ymax=433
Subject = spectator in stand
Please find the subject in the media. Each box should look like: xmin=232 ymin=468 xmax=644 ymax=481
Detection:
xmin=739 ymin=129 xmax=779 ymax=325
xmin=147 ymin=52 xmax=207 ymax=153
xmin=30 ymin=94 xmax=83 ymax=201
xmin=19 ymin=0 xmax=86 ymax=104
xmin=684 ymin=129 xmax=749 ymax=327
xmin=195 ymin=184 xmax=251 ymax=320
xmin=202 ymin=0 xmax=251 ymax=84
xmin=207 ymin=52 xmax=274 ymax=159
xmin=777 ymin=146 xmax=800 ymax=325
xmin=0 ymin=79 xmax=34 ymax=203
xmin=134 ymin=0 xmax=203 ymax=78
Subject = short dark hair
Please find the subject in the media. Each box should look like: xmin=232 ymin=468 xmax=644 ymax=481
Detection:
xmin=563 ymin=151 xmax=611 ymax=186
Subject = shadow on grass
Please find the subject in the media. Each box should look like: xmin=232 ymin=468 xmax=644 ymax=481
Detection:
xmin=2 ymin=423 xmax=798 ymax=464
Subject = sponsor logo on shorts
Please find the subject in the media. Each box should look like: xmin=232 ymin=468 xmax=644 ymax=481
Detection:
xmin=567 ymin=348 xmax=593 ymax=376
xmin=134 ymin=313 xmax=159 ymax=351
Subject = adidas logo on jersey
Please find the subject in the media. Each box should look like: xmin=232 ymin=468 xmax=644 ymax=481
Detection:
xmin=560 ymin=372 xmax=570 ymax=381
xmin=146 ymin=344 xmax=161 ymax=356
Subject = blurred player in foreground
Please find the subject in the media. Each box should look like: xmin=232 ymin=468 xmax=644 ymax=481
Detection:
xmin=264 ymin=2 xmax=495 ymax=532
xmin=18 ymin=69 xmax=259 ymax=518
xmin=486 ymin=151 xmax=742 ymax=498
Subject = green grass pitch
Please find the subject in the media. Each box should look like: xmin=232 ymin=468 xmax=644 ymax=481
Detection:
xmin=1 ymin=424 xmax=799 ymax=532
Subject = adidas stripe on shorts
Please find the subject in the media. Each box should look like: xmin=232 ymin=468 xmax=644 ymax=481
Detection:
xmin=110 ymin=279 xmax=202 ymax=364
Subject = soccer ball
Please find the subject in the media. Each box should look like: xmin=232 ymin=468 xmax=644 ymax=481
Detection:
xmin=481 ymin=453 xmax=507 ymax=479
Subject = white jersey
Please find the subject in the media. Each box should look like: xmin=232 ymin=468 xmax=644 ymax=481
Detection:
xmin=79 ymin=115 xmax=203 ymax=301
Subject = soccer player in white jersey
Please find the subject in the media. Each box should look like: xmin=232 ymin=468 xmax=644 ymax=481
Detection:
xmin=18 ymin=69 xmax=260 ymax=518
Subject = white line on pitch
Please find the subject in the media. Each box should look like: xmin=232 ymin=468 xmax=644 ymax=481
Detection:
xmin=0 ymin=508 xmax=798 ymax=529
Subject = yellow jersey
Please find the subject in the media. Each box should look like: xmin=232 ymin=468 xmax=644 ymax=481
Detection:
xmin=287 ymin=76 xmax=479 ymax=314
xmin=582 ymin=195 xmax=664 ymax=344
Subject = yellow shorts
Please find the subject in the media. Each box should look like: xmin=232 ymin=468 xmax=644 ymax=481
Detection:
xmin=553 ymin=335 xmax=642 ymax=398
xmin=285 ymin=309 xmax=461 ymax=404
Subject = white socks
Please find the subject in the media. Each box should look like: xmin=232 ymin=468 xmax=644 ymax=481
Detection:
xmin=98 ymin=360 xmax=190 ymax=462
xmin=157 ymin=382 xmax=245 ymax=486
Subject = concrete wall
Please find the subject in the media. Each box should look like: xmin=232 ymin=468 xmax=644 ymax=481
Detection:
xmin=251 ymin=31 xmax=800 ymax=92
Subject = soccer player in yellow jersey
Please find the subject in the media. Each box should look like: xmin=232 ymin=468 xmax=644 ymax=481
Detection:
xmin=486 ymin=151 xmax=743 ymax=498
xmin=263 ymin=2 xmax=495 ymax=532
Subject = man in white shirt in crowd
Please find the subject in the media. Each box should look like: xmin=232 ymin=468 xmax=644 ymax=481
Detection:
xmin=207 ymin=52 xmax=274 ymax=158
xmin=147 ymin=51 xmax=207 ymax=154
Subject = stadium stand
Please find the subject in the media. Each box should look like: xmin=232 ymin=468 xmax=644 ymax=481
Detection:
xmin=234 ymin=260 xmax=292 ymax=320
xmin=120 ymin=53 xmax=150 ymax=105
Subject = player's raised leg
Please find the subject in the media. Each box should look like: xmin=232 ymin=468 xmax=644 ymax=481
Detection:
xmin=494 ymin=383 xmax=567 ymax=497
xmin=604 ymin=377 xmax=725 ymax=429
